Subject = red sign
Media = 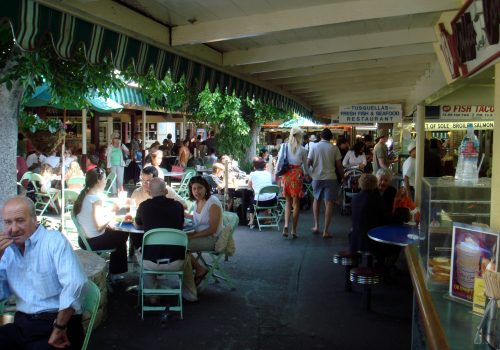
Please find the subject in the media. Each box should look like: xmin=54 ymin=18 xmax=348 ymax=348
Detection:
xmin=439 ymin=0 xmax=500 ymax=78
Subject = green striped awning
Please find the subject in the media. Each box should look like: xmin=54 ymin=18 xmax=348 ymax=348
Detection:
xmin=109 ymin=87 xmax=147 ymax=108
xmin=1 ymin=0 xmax=311 ymax=117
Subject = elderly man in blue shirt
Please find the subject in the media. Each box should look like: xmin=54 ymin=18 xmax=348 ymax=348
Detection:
xmin=0 ymin=196 xmax=88 ymax=349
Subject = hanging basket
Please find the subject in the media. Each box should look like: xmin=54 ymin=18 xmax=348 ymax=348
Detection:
xmin=26 ymin=130 xmax=65 ymax=154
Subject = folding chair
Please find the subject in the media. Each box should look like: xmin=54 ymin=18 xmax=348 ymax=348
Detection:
xmin=140 ymin=228 xmax=188 ymax=320
xmin=21 ymin=172 xmax=59 ymax=216
xmin=173 ymin=168 xmax=196 ymax=199
xmin=57 ymin=189 xmax=80 ymax=230
xmin=196 ymin=211 xmax=238 ymax=291
xmin=67 ymin=176 xmax=85 ymax=189
xmin=253 ymin=185 xmax=280 ymax=231
xmin=81 ymin=281 xmax=100 ymax=350
xmin=104 ymin=172 xmax=117 ymax=196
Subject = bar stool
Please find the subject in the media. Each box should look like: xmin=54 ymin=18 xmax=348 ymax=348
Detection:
xmin=349 ymin=252 xmax=382 ymax=311
xmin=332 ymin=251 xmax=361 ymax=292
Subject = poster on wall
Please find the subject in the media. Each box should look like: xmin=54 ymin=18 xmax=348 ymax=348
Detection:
xmin=450 ymin=223 xmax=499 ymax=303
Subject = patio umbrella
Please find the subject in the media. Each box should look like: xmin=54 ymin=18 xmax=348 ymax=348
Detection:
xmin=25 ymin=85 xmax=123 ymax=112
xmin=279 ymin=116 xmax=321 ymax=128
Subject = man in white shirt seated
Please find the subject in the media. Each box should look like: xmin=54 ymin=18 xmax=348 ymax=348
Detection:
xmin=26 ymin=150 xmax=47 ymax=172
xmin=0 ymin=196 xmax=88 ymax=349
xmin=131 ymin=166 xmax=187 ymax=209
xmin=247 ymin=159 xmax=277 ymax=228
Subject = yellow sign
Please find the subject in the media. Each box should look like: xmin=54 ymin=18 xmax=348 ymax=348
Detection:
xmin=424 ymin=121 xmax=494 ymax=131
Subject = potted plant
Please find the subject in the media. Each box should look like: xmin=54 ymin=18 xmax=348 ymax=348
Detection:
xmin=19 ymin=112 xmax=66 ymax=154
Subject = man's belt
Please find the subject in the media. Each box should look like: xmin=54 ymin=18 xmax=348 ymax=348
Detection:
xmin=17 ymin=311 xmax=58 ymax=321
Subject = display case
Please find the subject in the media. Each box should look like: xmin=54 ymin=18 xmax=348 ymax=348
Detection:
xmin=419 ymin=177 xmax=491 ymax=290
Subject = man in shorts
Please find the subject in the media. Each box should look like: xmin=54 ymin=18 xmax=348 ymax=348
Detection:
xmin=307 ymin=128 xmax=343 ymax=239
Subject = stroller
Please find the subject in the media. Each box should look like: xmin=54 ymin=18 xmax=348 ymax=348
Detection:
xmin=340 ymin=168 xmax=363 ymax=215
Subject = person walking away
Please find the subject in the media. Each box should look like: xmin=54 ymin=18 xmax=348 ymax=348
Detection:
xmin=308 ymin=128 xmax=343 ymax=239
xmin=0 ymin=196 xmax=88 ymax=349
xmin=276 ymin=127 xmax=310 ymax=239
xmin=105 ymin=132 xmax=129 ymax=194
xmin=402 ymin=141 xmax=417 ymax=200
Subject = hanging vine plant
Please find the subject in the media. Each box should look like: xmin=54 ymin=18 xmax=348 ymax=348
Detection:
xmin=19 ymin=112 xmax=66 ymax=154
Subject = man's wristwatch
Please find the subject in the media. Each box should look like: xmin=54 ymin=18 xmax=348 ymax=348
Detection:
xmin=53 ymin=320 xmax=68 ymax=331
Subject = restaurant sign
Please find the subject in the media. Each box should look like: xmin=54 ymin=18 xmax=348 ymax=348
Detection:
xmin=440 ymin=105 xmax=494 ymax=120
xmin=339 ymin=104 xmax=402 ymax=124
xmin=425 ymin=121 xmax=494 ymax=130
xmin=439 ymin=0 xmax=500 ymax=78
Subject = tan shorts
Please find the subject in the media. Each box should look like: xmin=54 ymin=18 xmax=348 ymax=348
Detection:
xmin=188 ymin=235 xmax=217 ymax=252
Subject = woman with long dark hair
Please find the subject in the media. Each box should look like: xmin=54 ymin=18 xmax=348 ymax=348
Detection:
xmin=73 ymin=168 xmax=128 ymax=276
xmin=343 ymin=140 xmax=367 ymax=170
xmin=186 ymin=176 xmax=223 ymax=285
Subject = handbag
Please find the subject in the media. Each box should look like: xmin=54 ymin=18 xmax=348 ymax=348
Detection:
xmin=276 ymin=144 xmax=290 ymax=176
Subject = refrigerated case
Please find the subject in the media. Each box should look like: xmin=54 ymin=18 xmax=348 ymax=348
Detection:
xmin=419 ymin=177 xmax=491 ymax=290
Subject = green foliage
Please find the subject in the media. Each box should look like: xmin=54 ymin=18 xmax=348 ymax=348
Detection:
xmin=0 ymin=26 xmax=124 ymax=111
xmin=19 ymin=112 xmax=66 ymax=134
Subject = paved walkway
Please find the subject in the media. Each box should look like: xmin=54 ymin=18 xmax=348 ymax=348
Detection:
xmin=84 ymin=206 xmax=413 ymax=350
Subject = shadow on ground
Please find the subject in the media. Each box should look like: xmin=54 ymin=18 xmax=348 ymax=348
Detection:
xmin=90 ymin=207 xmax=413 ymax=350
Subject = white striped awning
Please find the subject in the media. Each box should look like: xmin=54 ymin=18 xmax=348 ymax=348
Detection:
xmin=1 ymin=0 xmax=311 ymax=117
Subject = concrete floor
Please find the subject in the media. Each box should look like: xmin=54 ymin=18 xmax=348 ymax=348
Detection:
xmin=88 ymin=206 xmax=413 ymax=350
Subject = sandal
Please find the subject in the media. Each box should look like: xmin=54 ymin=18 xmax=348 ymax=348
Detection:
xmin=291 ymin=233 xmax=298 ymax=239
xmin=282 ymin=226 xmax=289 ymax=237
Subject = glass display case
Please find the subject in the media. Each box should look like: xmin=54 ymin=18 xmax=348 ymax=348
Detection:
xmin=419 ymin=177 xmax=491 ymax=290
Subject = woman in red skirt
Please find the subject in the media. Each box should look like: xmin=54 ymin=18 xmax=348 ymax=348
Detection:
xmin=276 ymin=127 xmax=310 ymax=238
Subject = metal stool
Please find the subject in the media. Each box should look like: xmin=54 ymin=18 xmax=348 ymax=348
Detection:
xmin=332 ymin=251 xmax=361 ymax=292
xmin=350 ymin=266 xmax=382 ymax=311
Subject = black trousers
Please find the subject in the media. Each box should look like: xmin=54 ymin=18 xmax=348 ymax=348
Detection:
xmin=0 ymin=312 xmax=83 ymax=350
xmin=80 ymin=229 xmax=129 ymax=274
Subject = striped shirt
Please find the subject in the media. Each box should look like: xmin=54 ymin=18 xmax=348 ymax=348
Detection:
xmin=0 ymin=225 xmax=87 ymax=314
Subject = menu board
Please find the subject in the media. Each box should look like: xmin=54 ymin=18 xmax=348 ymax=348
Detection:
xmin=450 ymin=223 xmax=499 ymax=303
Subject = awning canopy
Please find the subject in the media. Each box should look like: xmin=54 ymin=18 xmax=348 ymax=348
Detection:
xmin=25 ymin=85 xmax=123 ymax=113
xmin=279 ymin=117 xmax=321 ymax=128
xmin=1 ymin=0 xmax=310 ymax=117
xmin=108 ymin=87 xmax=147 ymax=109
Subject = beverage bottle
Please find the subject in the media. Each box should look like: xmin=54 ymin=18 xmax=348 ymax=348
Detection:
xmin=455 ymin=123 xmax=479 ymax=184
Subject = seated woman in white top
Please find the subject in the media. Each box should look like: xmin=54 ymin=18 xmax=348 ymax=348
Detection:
xmin=185 ymin=176 xmax=223 ymax=285
xmin=73 ymin=168 xmax=129 ymax=275
xmin=342 ymin=140 xmax=367 ymax=171
xmin=247 ymin=158 xmax=277 ymax=228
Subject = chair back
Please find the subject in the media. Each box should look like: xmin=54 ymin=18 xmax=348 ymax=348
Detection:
xmin=58 ymin=189 xmax=80 ymax=213
xmin=81 ymin=280 xmax=100 ymax=350
xmin=176 ymin=169 xmax=197 ymax=198
xmin=141 ymin=228 xmax=188 ymax=252
xmin=255 ymin=185 xmax=280 ymax=205
xmin=104 ymin=172 xmax=117 ymax=195
xmin=71 ymin=211 xmax=93 ymax=251
xmin=21 ymin=171 xmax=42 ymax=192
xmin=67 ymin=176 xmax=85 ymax=187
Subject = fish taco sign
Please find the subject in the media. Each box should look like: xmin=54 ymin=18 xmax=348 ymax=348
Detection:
xmin=339 ymin=104 xmax=402 ymax=124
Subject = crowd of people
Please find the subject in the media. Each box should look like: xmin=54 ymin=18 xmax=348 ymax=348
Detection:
xmin=3 ymin=125 xmax=453 ymax=348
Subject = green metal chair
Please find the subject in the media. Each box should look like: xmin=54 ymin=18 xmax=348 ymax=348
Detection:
xmin=139 ymin=228 xmax=188 ymax=320
xmin=57 ymin=189 xmax=80 ymax=229
xmin=174 ymin=168 xmax=197 ymax=199
xmin=67 ymin=176 xmax=85 ymax=189
xmin=196 ymin=211 xmax=238 ymax=291
xmin=81 ymin=280 xmax=100 ymax=350
xmin=21 ymin=172 xmax=59 ymax=216
xmin=71 ymin=211 xmax=116 ymax=256
xmin=104 ymin=172 xmax=117 ymax=196
xmin=253 ymin=185 xmax=280 ymax=231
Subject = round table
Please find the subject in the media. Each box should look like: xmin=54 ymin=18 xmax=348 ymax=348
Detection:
xmin=367 ymin=224 xmax=420 ymax=246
